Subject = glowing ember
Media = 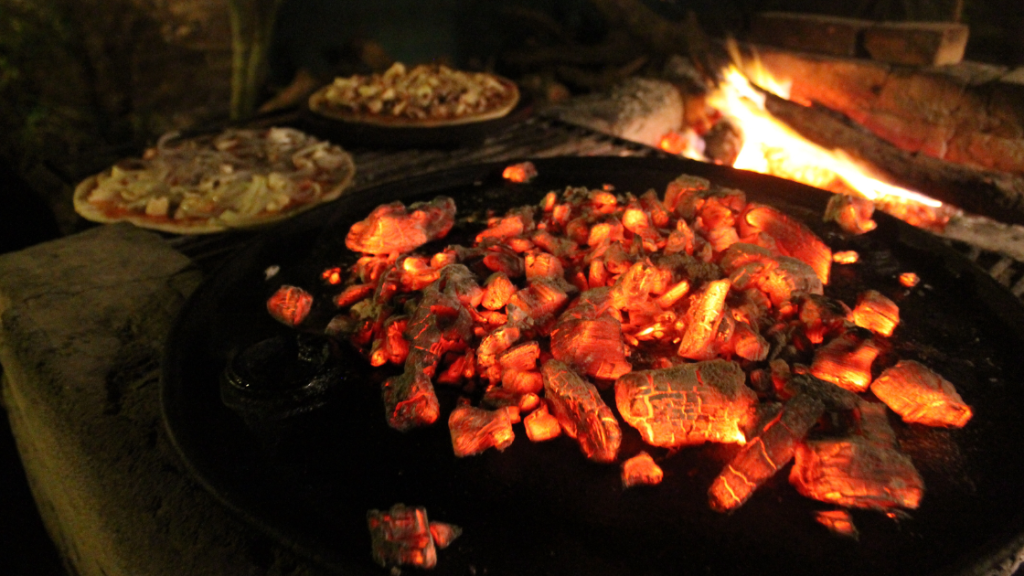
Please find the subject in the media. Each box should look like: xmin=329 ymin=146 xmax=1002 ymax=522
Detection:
xmin=848 ymin=290 xmax=900 ymax=337
xmin=428 ymin=522 xmax=462 ymax=549
xmin=524 ymin=402 xmax=562 ymax=442
xmin=302 ymin=167 xmax=972 ymax=523
xmin=833 ymin=251 xmax=859 ymax=264
xmin=814 ymin=510 xmax=859 ymax=539
xmin=621 ymin=451 xmax=664 ymax=488
xmin=790 ymin=403 xmax=924 ymax=510
xmin=739 ymin=204 xmax=832 ymax=284
xmin=541 ymin=359 xmax=622 ymax=463
xmin=448 ymin=401 xmax=517 ymax=457
xmin=502 ymin=161 xmax=538 ymax=183
xmin=709 ymin=393 xmax=825 ymax=512
xmin=615 ymin=360 xmax=755 ymax=448
xmin=321 ymin=266 xmax=343 ymax=285
xmin=810 ymin=331 xmax=880 ymax=393
xmin=266 ymin=285 xmax=313 ymax=327
xmin=677 ymin=279 xmax=732 ymax=360
xmin=367 ymin=504 xmax=460 ymax=569
xmin=900 ymin=272 xmax=920 ymax=288
xmin=871 ymin=360 xmax=973 ymax=428
xmin=346 ymin=196 xmax=456 ymax=255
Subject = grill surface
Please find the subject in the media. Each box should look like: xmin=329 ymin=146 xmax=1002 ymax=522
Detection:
xmin=163 ymin=156 xmax=1024 ymax=576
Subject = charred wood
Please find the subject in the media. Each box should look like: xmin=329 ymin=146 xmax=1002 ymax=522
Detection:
xmin=763 ymin=92 xmax=1024 ymax=226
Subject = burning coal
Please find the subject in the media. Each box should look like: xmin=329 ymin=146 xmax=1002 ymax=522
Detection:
xmin=276 ymin=163 xmax=973 ymax=549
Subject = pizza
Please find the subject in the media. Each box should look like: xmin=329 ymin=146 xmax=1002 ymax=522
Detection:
xmin=307 ymin=62 xmax=520 ymax=127
xmin=73 ymin=127 xmax=356 ymax=234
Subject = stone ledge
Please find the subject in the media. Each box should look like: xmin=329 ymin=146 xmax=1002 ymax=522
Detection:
xmin=0 ymin=223 xmax=332 ymax=576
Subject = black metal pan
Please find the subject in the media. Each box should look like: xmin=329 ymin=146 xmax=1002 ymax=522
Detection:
xmin=162 ymin=156 xmax=1024 ymax=576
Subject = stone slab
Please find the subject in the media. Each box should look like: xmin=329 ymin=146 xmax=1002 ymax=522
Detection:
xmin=0 ymin=223 xmax=333 ymax=576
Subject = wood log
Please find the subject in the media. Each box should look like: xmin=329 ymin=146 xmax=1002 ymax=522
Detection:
xmin=750 ymin=12 xmax=868 ymax=58
xmin=733 ymin=43 xmax=1024 ymax=175
xmin=862 ymin=21 xmax=969 ymax=66
xmin=749 ymin=13 xmax=969 ymax=66
xmin=763 ymin=92 xmax=1024 ymax=226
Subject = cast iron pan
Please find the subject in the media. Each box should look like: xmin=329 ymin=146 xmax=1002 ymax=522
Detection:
xmin=298 ymin=93 xmax=534 ymax=149
xmin=162 ymin=156 xmax=1024 ymax=576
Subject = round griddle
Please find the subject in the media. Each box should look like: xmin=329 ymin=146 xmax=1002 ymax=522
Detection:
xmin=162 ymin=156 xmax=1024 ymax=576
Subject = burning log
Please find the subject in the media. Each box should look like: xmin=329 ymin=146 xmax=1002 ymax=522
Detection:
xmin=870 ymin=360 xmax=973 ymax=428
xmin=708 ymin=392 xmax=826 ymax=512
xmin=448 ymin=401 xmax=517 ymax=457
xmin=541 ymin=359 xmax=622 ymax=463
xmin=346 ymin=196 xmax=456 ymax=255
xmin=621 ymin=451 xmax=664 ymax=488
xmin=615 ymin=360 xmax=756 ymax=448
xmin=760 ymin=88 xmax=1024 ymax=227
xmin=789 ymin=402 xmax=925 ymax=510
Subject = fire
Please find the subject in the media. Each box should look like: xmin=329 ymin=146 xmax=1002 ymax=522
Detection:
xmin=710 ymin=66 xmax=941 ymax=208
xmin=658 ymin=54 xmax=951 ymax=230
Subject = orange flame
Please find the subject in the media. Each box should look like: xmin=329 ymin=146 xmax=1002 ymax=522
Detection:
xmin=670 ymin=52 xmax=953 ymax=230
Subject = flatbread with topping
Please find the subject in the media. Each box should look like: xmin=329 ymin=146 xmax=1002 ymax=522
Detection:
xmin=73 ymin=127 xmax=356 ymax=234
xmin=308 ymin=62 xmax=520 ymax=128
